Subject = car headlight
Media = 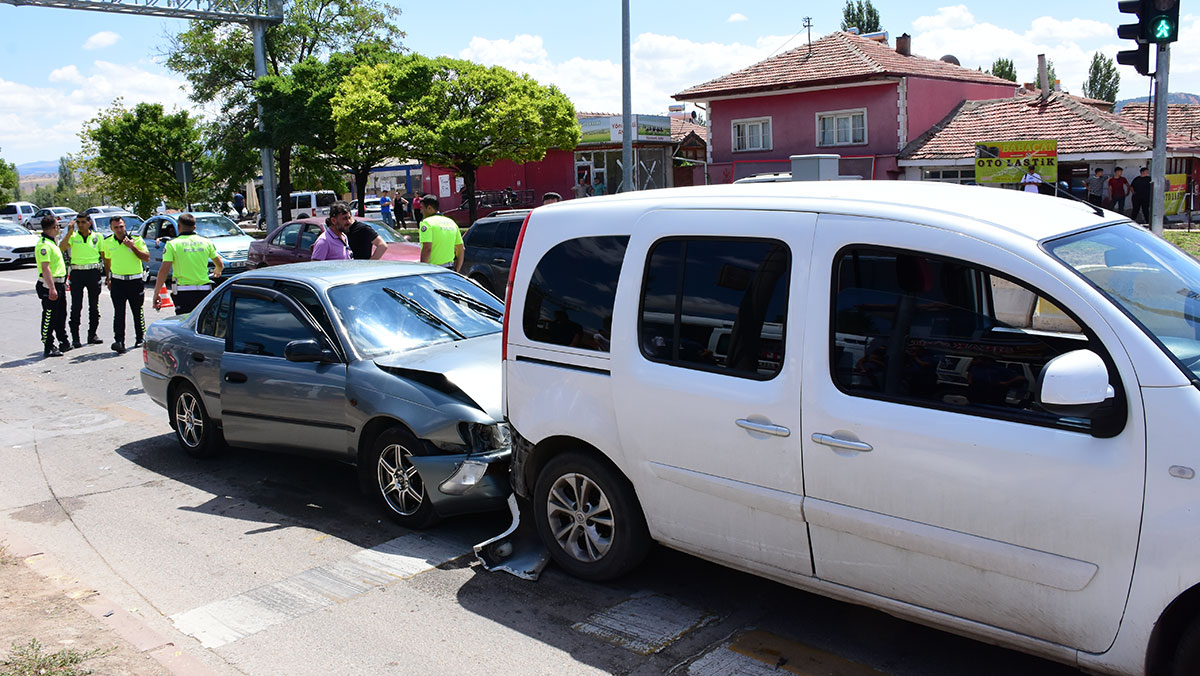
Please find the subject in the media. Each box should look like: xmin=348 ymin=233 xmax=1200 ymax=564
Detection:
xmin=0 ymin=245 xmax=12 ymax=254
xmin=460 ymin=422 xmax=512 ymax=452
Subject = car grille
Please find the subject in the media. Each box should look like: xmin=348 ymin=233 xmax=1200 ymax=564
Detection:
xmin=223 ymin=249 xmax=249 ymax=261
xmin=12 ymin=246 xmax=34 ymax=254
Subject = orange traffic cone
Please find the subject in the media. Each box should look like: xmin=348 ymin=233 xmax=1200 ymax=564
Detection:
xmin=157 ymin=287 xmax=173 ymax=311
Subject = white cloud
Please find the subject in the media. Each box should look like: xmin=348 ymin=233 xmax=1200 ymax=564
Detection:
xmin=82 ymin=31 xmax=121 ymax=50
xmin=727 ymin=13 xmax=748 ymax=23
xmin=48 ymin=65 xmax=84 ymax=84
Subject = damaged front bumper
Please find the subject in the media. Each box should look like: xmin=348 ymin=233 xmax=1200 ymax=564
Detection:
xmin=408 ymin=447 xmax=511 ymax=518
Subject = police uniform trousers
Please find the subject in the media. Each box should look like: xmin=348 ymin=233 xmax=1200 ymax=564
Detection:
xmin=109 ymin=278 xmax=145 ymax=344
xmin=174 ymin=289 xmax=211 ymax=315
xmin=69 ymin=268 xmax=102 ymax=342
xmin=36 ymin=281 xmax=69 ymax=350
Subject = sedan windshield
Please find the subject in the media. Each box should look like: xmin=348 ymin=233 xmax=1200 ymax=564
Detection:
xmin=0 ymin=223 xmax=27 ymax=236
xmin=1046 ymin=223 xmax=1200 ymax=381
xmin=360 ymin=219 xmax=406 ymax=243
xmin=91 ymin=214 xmax=143 ymax=236
xmin=329 ymin=272 xmax=504 ymax=358
xmin=194 ymin=215 xmax=243 ymax=238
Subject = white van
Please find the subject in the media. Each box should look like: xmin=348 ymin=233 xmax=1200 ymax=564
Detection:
xmin=501 ymin=180 xmax=1200 ymax=676
xmin=260 ymin=190 xmax=338 ymax=225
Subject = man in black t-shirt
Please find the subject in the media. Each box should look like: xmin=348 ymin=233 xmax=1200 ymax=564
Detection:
xmin=1130 ymin=167 xmax=1153 ymax=224
xmin=332 ymin=202 xmax=387 ymax=259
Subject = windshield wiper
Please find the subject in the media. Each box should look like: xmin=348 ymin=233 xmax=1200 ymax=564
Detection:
xmin=433 ymin=288 xmax=503 ymax=321
xmin=383 ymin=287 xmax=467 ymax=339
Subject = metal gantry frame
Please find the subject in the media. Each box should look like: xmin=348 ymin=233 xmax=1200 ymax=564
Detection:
xmin=0 ymin=0 xmax=284 ymax=231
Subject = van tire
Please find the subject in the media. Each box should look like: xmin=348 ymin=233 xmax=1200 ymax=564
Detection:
xmin=533 ymin=451 xmax=650 ymax=581
xmin=1171 ymin=615 xmax=1200 ymax=676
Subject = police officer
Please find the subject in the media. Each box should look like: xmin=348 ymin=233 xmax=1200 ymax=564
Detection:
xmin=34 ymin=215 xmax=70 ymax=358
xmin=101 ymin=215 xmax=150 ymax=354
xmin=153 ymin=213 xmax=222 ymax=315
xmin=418 ymin=195 xmax=464 ymax=271
xmin=59 ymin=213 xmax=104 ymax=348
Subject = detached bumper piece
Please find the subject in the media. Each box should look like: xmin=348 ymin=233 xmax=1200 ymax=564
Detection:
xmin=474 ymin=494 xmax=550 ymax=580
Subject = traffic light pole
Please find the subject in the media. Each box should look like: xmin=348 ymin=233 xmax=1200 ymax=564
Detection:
xmin=1152 ymin=43 xmax=1169 ymax=237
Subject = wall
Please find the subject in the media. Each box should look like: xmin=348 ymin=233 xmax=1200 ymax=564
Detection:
xmin=904 ymin=77 xmax=1017 ymax=145
xmin=420 ymin=149 xmax=575 ymax=224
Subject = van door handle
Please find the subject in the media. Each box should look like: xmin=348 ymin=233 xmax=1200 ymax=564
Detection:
xmin=224 ymin=372 xmax=247 ymax=384
xmin=811 ymin=433 xmax=873 ymax=452
xmin=736 ymin=419 xmax=791 ymax=437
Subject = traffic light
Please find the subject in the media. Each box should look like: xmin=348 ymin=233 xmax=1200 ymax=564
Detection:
xmin=1145 ymin=0 xmax=1180 ymax=43
xmin=1117 ymin=0 xmax=1151 ymax=76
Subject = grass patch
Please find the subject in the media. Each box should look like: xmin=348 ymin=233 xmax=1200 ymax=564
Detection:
xmin=1 ymin=639 xmax=109 ymax=676
xmin=1165 ymin=230 xmax=1200 ymax=259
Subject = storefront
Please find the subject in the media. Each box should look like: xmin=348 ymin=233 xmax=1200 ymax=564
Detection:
xmin=576 ymin=115 xmax=674 ymax=193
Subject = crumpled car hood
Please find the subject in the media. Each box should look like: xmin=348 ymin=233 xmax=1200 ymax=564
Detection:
xmin=374 ymin=332 xmax=502 ymax=420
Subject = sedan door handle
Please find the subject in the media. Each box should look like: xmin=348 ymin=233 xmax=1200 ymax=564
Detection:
xmin=736 ymin=419 xmax=791 ymax=437
xmin=224 ymin=372 xmax=247 ymax=384
xmin=191 ymin=352 xmax=206 ymax=362
xmin=811 ymin=433 xmax=873 ymax=453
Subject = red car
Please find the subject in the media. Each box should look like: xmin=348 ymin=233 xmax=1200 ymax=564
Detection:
xmin=248 ymin=217 xmax=421 ymax=268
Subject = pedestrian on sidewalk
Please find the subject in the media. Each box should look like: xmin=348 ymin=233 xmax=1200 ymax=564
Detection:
xmin=101 ymin=216 xmax=149 ymax=354
xmin=1020 ymin=165 xmax=1043 ymax=194
xmin=59 ymin=214 xmax=104 ymax=348
xmin=312 ymin=203 xmax=352 ymax=261
xmin=1085 ymin=168 xmax=1106 ymax=207
xmin=412 ymin=192 xmax=425 ymax=225
xmin=418 ymin=195 xmax=464 ymax=271
xmin=380 ymin=190 xmax=394 ymax=227
xmin=1131 ymin=167 xmax=1153 ymax=224
xmin=153 ymin=213 xmax=222 ymax=318
xmin=35 ymin=215 xmax=69 ymax=358
xmin=233 ymin=192 xmax=245 ymax=219
xmin=1108 ymin=167 xmax=1130 ymax=215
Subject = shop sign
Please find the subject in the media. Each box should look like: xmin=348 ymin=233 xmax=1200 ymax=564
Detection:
xmin=579 ymin=115 xmax=672 ymax=144
xmin=974 ymin=140 xmax=1058 ymax=183
xmin=1165 ymin=173 xmax=1188 ymax=215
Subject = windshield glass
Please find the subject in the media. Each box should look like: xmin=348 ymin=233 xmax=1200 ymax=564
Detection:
xmin=360 ymin=219 xmax=405 ymax=243
xmin=193 ymin=215 xmax=243 ymax=238
xmin=328 ymin=272 xmax=504 ymax=358
xmin=1046 ymin=223 xmax=1200 ymax=381
xmin=91 ymin=215 xmax=142 ymax=236
xmin=0 ymin=223 xmax=27 ymax=236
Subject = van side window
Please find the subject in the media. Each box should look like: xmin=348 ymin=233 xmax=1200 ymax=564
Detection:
xmin=316 ymin=192 xmax=336 ymax=208
xmin=522 ymin=235 xmax=629 ymax=352
xmin=639 ymin=237 xmax=790 ymax=380
xmin=831 ymin=246 xmax=1108 ymax=431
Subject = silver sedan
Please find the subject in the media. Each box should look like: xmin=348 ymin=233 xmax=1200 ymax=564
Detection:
xmin=139 ymin=261 xmax=511 ymax=528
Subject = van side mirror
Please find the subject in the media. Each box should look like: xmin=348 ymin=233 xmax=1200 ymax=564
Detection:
xmin=1037 ymin=349 xmax=1114 ymax=418
xmin=284 ymin=339 xmax=337 ymax=364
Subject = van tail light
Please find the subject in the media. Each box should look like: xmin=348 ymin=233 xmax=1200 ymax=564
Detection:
xmin=501 ymin=212 xmax=532 ymax=362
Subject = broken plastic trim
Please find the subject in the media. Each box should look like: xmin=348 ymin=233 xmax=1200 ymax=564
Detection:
xmin=473 ymin=494 xmax=550 ymax=580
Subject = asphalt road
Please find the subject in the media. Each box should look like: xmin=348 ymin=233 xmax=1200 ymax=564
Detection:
xmin=0 ymin=262 xmax=1087 ymax=676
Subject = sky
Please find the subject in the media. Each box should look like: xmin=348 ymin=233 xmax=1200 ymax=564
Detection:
xmin=1 ymin=0 xmax=1198 ymax=167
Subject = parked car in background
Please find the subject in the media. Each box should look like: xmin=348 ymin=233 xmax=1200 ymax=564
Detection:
xmin=81 ymin=205 xmax=125 ymax=217
xmin=248 ymin=216 xmax=419 ymax=268
xmin=89 ymin=211 xmax=143 ymax=237
xmin=460 ymin=209 xmax=527 ymax=295
xmin=139 ymin=261 xmax=512 ymax=528
xmin=31 ymin=207 xmax=77 ymax=227
xmin=259 ymin=190 xmax=338 ymax=226
xmin=0 ymin=222 xmax=38 ymax=265
xmin=1 ymin=202 xmax=39 ymax=228
xmin=138 ymin=212 xmax=253 ymax=279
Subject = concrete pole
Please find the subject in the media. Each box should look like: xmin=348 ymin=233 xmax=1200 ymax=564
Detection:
xmin=621 ymin=0 xmax=634 ymax=193
xmin=1151 ymin=43 xmax=1170 ymax=237
xmin=252 ymin=20 xmax=279 ymax=232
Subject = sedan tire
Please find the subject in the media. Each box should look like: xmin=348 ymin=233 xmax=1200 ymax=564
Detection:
xmin=365 ymin=426 xmax=439 ymax=529
xmin=533 ymin=451 xmax=651 ymax=581
xmin=171 ymin=382 xmax=222 ymax=458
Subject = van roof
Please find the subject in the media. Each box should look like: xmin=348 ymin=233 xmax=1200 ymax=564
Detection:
xmin=546 ymin=181 xmax=1120 ymax=242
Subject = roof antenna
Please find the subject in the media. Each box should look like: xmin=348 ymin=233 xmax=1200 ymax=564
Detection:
xmin=804 ymin=17 xmax=813 ymax=55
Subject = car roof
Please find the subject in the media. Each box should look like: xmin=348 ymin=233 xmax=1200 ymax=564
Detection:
xmin=537 ymin=181 xmax=1117 ymax=242
xmin=233 ymin=260 xmax=447 ymax=288
xmin=474 ymin=209 xmax=531 ymax=223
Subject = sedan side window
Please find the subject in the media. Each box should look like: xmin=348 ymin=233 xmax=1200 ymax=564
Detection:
xmin=197 ymin=289 xmax=230 ymax=339
xmin=230 ymin=296 xmax=316 ymax=357
xmin=299 ymin=224 xmax=322 ymax=251
xmin=275 ymin=281 xmax=337 ymax=345
xmin=273 ymin=223 xmax=302 ymax=247
xmin=144 ymin=220 xmax=160 ymax=240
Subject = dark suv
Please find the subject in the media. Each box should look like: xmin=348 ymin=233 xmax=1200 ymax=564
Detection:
xmin=461 ymin=209 xmax=528 ymax=296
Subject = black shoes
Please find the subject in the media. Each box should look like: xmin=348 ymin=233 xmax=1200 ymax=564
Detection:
xmin=111 ymin=341 xmax=126 ymax=354
xmin=59 ymin=342 xmax=72 ymax=353
xmin=72 ymin=338 xmax=83 ymax=349
xmin=133 ymin=338 xmax=144 ymax=347
xmin=88 ymin=335 xmax=103 ymax=345
xmin=44 ymin=346 xmax=63 ymax=358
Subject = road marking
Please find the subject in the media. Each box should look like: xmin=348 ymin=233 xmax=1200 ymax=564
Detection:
xmin=689 ymin=630 xmax=888 ymax=676
xmin=171 ymin=531 xmax=470 ymax=648
xmin=573 ymin=592 xmax=716 ymax=655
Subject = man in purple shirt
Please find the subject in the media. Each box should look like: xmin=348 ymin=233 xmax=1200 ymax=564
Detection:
xmin=311 ymin=203 xmax=352 ymax=261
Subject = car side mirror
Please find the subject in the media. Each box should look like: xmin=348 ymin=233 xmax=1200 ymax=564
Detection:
xmin=284 ymin=339 xmax=337 ymax=364
xmin=1037 ymin=349 xmax=1114 ymax=418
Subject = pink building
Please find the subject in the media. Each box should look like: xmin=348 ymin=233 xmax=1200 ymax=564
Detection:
xmin=673 ymin=31 xmax=1018 ymax=182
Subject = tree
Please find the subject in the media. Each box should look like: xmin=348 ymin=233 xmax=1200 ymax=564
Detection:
xmin=841 ymin=0 xmax=881 ymax=33
xmin=78 ymin=101 xmax=212 ymax=217
xmin=55 ymin=156 xmax=74 ymax=193
xmin=988 ymin=58 xmax=1017 ymax=82
xmin=165 ymin=0 xmax=402 ymax=222
xmin=1082 ymin=52 xmax=1120 ymax=103
xmin=0 ymin=151 xmax=17 ymax=201
xmin=1047 ymin=60 xmax=1059 ymax=90
xmin=346 ymin=56 xmax=579 ymax=225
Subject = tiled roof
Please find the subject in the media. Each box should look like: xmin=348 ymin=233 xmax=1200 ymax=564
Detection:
xmin=900 ymin=93 xmax=1200 ymax=161
xmin=1016 ymin=87 xmax=1114 ymax=112
xmin=674 ymin=31 xmax=1015 ymax=100
xmin=1120 ymin=103 xmax=1200 ymax=140
xmin=671 ymin=117 xmax=707 ymax=143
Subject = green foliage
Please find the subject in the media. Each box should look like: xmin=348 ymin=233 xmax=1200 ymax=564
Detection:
xmin=0 ymin=151 xmax=17 ymax=202
xmin=55 ymin=156 xmax=74 ymax=192
xmin=1082 ymin=52 xmax=1120 ymax=103
xmin=2 ymin=638 xmax=109 ymax=676
xmin=988 ymin=57 xmax=1017 ymax=83
xmin=841 ymin=0 xmax=881 ymax=33
xmin=1047 ymin=60 xmax=1059 ymax=90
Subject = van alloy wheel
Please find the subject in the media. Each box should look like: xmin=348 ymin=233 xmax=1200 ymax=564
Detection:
xmin=545 ymin=472 xmax=614 ymax=562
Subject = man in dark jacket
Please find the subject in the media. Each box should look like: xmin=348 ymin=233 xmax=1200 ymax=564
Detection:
xmin=1130 ymin=167 xmax=1153 ymax=224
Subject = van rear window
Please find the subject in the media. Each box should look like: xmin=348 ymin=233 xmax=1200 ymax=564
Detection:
xmin=522 ymin=235 xmax=629 ymax=352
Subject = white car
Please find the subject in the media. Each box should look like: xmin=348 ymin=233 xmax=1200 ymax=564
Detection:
xmin=31 ymin=207 xmax=78 ymax=227
xmin=0 ymin=222 xmax=39 ymax=265
xmin=261 ymin=190 xmax=338 ymax=226
xmin=500 ymin=179 xmax=1200 ymax=676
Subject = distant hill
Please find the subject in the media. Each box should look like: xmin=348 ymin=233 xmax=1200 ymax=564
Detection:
xmin=1114 ymin=92 xmax=1200 ymax=112
xmin=16 ymin=160 xmax=58 ymax=176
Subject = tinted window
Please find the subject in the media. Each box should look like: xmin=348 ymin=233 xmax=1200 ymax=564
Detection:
xmin=640 ymin=238 xmax=789 ymax=379
xmin=315 ymin=192 xmax=337 ymax=208
xmin=523 ymin=236 xmax=628 ymax=352
xmin=466 ymin=221 xmax=498 ymax=248
xmin=299 ymin=224 xmax=322 ymax=251
xmin=0 ymin=206 xmax=15 ymax=215
xmin=197 ymin=289 xmax=230 ymax=339
xmin=275 ymin=281 xmax=336 ymax=343
xmin=831 ymin=246 xmax=1105 ymax=430
xmin=499 ymin=221 xmax=520 ymax=249
xmin=230 ymin=296 xmax=315 ymax=357
xmin=273 ymin=223 xmax=302 ymax=246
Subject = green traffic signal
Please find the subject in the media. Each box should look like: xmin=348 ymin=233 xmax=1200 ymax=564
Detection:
xmin=1152 ymin=16 xmax=1175 ymax=41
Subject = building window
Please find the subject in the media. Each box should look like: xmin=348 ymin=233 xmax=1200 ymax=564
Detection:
xmin=921 ymin=169 xmax=976 ymax=185
xmin=732 ymin=117 xmax=772 ymax=152
xmin=817 ymin=109 xmax=867 ymax=146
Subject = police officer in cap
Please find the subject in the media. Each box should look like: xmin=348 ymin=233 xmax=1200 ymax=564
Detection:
xmin=101 ymin=214 xmax=150 ymax=354
xmin=34 ymin=215 xmax=70 ymax=358
xmin=59 ymin=213 xmax=105 ymax=348
xmin=153 ymin=213 xmax=222 ymax=314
